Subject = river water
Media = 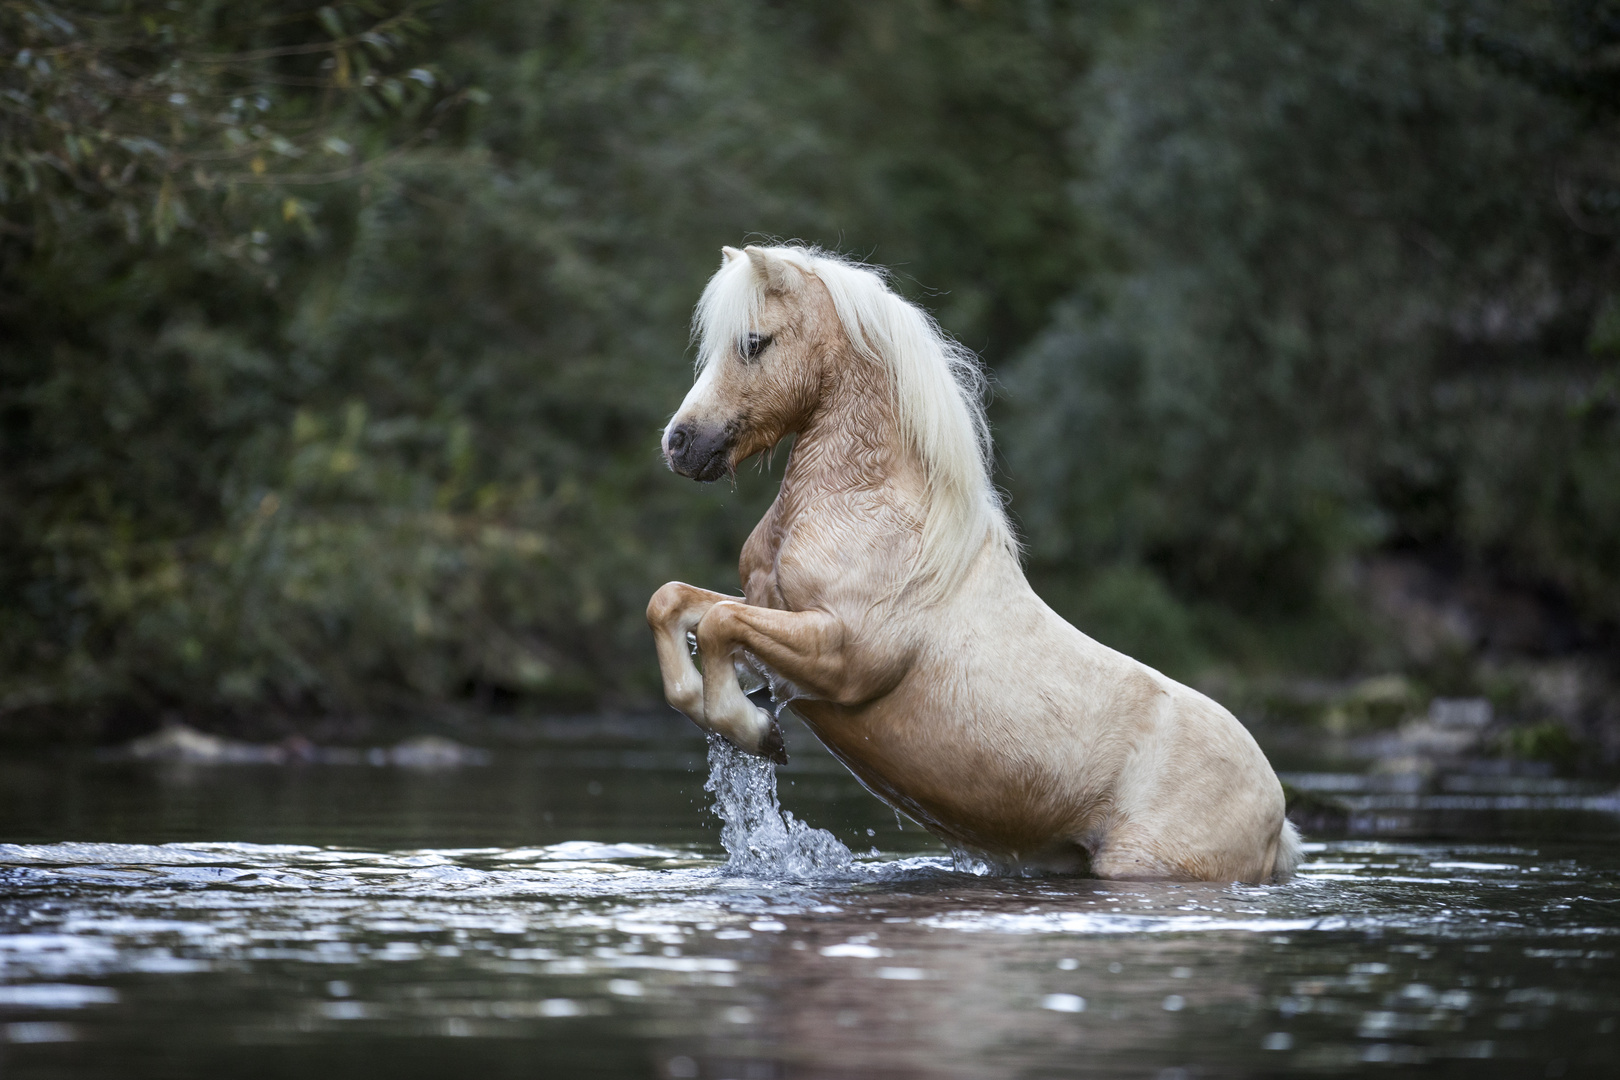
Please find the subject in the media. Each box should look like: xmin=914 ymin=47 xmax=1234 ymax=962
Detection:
xmin=1 ymin=719 xmax=1617 ymax=1078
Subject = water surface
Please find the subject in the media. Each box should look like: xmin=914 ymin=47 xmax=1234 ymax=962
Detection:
xmin=1 ymin=721 xmax=1617 ymax=1078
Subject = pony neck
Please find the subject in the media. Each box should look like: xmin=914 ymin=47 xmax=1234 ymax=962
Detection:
xmin=780 ymin=352 xmax=920 ymax=505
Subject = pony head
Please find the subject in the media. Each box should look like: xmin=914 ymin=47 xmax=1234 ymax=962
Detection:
xmin=664 ymin=244 xmax=1014 ymax=600
xmin=662 ymin=245 xmax=827 ymax=482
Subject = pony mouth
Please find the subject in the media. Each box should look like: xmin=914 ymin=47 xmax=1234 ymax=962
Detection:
xmin=678 ymin=453 xmax=732 ymax=483
xmin=665 ymin=423 xmax=736 ymax=482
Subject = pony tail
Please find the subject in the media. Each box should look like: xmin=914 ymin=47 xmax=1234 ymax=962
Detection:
xmin=1271 ymin=820 xmax=1304 ymax=882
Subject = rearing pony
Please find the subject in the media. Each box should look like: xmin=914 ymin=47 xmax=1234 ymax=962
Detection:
xmin=648 ymin=244 xmax=1300 ymax=882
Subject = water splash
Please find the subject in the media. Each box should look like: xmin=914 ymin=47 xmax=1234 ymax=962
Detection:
xmin=949 ymin=849 xmax=1001 ymax=876
xmin=703 ymin=735 xmax=852 ymax=878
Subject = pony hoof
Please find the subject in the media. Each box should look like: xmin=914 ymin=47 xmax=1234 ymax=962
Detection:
xmin=745 ymin=686 xmax=788 ymax=764
xmin=759 ymin=717 xmax=788 ymax=765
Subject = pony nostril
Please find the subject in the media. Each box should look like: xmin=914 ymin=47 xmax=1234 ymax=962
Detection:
xmin=667 ymin=427 xmax=688 ymax=454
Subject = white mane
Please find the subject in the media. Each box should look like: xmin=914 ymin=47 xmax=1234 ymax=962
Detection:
xmin=693 ymin=245 xmax=1016 ymax=601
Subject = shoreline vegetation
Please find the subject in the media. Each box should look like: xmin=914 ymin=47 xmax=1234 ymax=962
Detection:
xmin=3 ymin=2 xmax=1619 ymax=774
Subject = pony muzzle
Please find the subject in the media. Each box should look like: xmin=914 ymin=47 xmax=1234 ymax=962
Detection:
xmin=664 ymin=421 xmax=734 ymax=482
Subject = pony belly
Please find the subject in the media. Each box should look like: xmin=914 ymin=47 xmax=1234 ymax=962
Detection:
xmin=790 ymin=700 xmax=1104 ymax=863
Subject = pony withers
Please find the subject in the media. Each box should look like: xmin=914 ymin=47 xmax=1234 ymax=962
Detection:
xmin=647 ymin=244 xmax=1301 ymax=882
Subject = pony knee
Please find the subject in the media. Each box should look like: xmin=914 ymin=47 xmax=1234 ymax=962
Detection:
xmin=647 ymin=581 xmax=693 ymax=628
xmin=649 ymin=582 xmax=715 ymax=725
xmin=693 ymin=599 xmax=741 ymax=653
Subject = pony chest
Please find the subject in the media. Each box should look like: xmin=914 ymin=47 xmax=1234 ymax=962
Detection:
xmin=742 ymin=553 xmax=829 ymax=613
xmin=746 ymin=498 xmax=913 ymax=608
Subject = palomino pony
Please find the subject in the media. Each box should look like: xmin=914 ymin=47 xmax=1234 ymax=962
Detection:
xmin=648 ymin=244 xmax=1301 ymax=882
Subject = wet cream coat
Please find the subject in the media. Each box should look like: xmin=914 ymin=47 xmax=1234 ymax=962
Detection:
xmin=648 ymin=246 xmax=1300 ymax=882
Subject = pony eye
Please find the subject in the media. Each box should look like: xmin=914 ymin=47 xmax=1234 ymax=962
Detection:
xmin=741 ymin=332 xmax=773 ymax=361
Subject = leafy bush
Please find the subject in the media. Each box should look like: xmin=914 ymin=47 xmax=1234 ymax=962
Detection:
xmin=1003 ymin=0 xmax=1620 ymax=675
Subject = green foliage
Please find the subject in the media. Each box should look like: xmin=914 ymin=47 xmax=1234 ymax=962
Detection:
xmin=1003 ymin=0 xmax=1620 ymax=672
xmin=1498 ymin=719 xmax=1583 ymax=769
xmin=1 ymin=0 xmax=1088 ymax=734
xmin=0 ymin=1 xmax=448 ymax=249
xmin=3 ymin=0 xmax=1618 ymax=737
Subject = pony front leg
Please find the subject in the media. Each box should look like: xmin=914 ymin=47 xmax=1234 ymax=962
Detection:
xmin=695 ymin=600 xmax=909 ymax=764
xmin=697 ymin=664 xmax=785 ymax=763
xmin=646 ymin=581 xmax=737 ymax=730
xmin=650 ymin=584 xmax=784 ymax=760
xmin=695 ymin=601 xmax=909 ymax=710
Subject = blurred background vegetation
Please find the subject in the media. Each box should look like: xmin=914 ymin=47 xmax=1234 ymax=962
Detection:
xmin=3 ymin=0 xmax=1618 ymax=760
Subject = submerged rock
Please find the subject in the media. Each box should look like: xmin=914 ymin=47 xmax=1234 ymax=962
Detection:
xmin=381 ymin=735 xmax=491 ymax=768
xmin=126 ymin=724 xmax=286 ymax=764
xmin=119 ymin=725 xmax=489 ymax=767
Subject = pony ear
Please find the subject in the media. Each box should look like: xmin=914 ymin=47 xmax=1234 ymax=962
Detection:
xmin=743 ymin=245 xmax=800 ymax=294
xmin=721 ymin=246 xmax=746 ymax=265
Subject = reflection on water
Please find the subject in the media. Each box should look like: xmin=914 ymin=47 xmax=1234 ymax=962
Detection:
xmin=0 ymin=722 xmax=1617 ymax=1078
xmin=1283 ymin=770 xmax=1620 ymax=841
